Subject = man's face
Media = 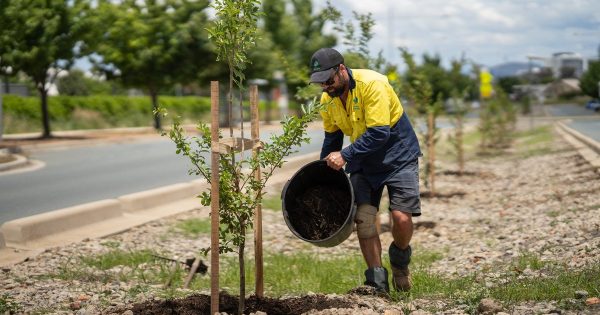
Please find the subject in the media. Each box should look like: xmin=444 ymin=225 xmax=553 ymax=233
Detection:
xmin=321 ymin=67 xmax=346 ymax=98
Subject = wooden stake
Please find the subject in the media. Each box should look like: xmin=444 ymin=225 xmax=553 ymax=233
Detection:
xmin=210 ymin=81 xmax=220 ymax=315
xmin=250 ymin=85 xmax=264 ymax=297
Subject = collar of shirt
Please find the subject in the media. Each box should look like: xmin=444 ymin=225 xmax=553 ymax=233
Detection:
xmin=347 ymin=67 xmax=356 ymax=91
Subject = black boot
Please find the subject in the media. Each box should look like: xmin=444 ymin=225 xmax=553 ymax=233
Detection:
xmin=364 ymin=267 xmax=390 ymax=293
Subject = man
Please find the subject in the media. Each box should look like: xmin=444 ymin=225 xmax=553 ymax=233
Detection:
xmin=309 ymin=48 xmax=422 ymax=292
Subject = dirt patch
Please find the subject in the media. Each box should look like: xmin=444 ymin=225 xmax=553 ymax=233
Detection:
xmin=112 ymin=293 xmax=355 ymax=315
xmin=287 ymin=185 xmax=350 ymax=240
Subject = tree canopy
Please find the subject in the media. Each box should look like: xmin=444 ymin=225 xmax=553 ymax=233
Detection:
xmin=88 ymin=0 xmax=214 ymax=129
xmin=0 ymin=0 xmax=90 ymax=137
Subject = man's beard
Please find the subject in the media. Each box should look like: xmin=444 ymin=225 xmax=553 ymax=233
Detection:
xmin=325 ymin=75 xmax=346 ymax=98
xmin=326 ymin=85 xmax=345 ymax=98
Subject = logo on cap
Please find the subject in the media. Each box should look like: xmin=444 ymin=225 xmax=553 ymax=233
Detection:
xmin=312 ymin=59 xmax=321 ymax=71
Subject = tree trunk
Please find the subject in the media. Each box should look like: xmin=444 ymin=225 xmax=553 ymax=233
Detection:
xmin=427 ymin=112 xmax=435 ymax=196
xmin=457 ymin=115 xmax=464 ymax=176
xmin=151 ymin=91 xmax=161 ymax=130
xmin=228 ymin=64 xmax=234 ymax=137
xmin=39 ymin=87 xmax=51 ymax=138
xmin=238 ymin=233 xmax=246 ymax=315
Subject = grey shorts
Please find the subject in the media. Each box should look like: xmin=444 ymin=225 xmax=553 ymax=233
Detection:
xmin=350 ymin=160 xmax=421 ymax=216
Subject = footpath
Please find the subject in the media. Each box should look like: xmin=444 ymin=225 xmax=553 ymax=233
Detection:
xmin=0 ymin=118 xmax=598 ymax=268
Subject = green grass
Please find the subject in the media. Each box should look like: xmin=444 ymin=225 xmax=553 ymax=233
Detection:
xmin=187 ymin=248 xmax=446 ymax=296
xmin=512 ymin=251 xmax=547 ymax=271
xmin=514 ymin=125 xmax=555 ymax=158
xmin=261 ymin=195 xmax=282 ymax=212
xmin=0 ymin=294 xmax=21 ymax=314
xmin=174 ymin=218 xmax=212 ymax=237
xmin=81 ymin=249 xmax=156 ymax=270
xmin=438 ymin=124 xmax=557 ymax=165
xmin=47 ymin=246 xmax=599 ymax=313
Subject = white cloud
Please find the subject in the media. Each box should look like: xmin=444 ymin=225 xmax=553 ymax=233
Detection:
xmin=317 ymin=0 xmax=600 ymax=68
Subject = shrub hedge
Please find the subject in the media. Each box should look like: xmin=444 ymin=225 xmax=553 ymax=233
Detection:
xmin=1 ymin=95 xmax=212 ymax=133
xmin=1 ymin=94 xmax=302 ymax=134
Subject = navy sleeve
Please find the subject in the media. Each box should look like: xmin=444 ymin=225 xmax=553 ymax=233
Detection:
xmin=320 ymin=129 xmax=344 ymax=159
xmin=340 ymin=126 xmax=390 ymax=163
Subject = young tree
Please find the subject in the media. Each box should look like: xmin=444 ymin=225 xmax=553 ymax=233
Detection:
xmin=0 ymin=0 xmax=90 ymax=137
xmin=447 ymin=89 xmax=471 ymax=175
xmin=446 ymin=60 xmax=474 ymax=175
xmin=478 ymin=89 xmax=517 ymax=152
xmin=400 ymin=48 xmax=441 ymax=196
xmin=90 ymin=0 xmax=214 ymax=130
xmin=166 ymin=1 xmax=321 ymax=314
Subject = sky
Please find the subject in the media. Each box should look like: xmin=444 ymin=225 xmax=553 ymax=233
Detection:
xmin=316 ymin=0 xmax=600 ymax=69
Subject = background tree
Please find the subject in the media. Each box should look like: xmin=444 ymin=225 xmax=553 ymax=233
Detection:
xmin=478 ymin=89 xmax=517 ymax=152
xmin=446 ymin=60 xmax=473 ymax=175
xmin=261 ymin=0 xmax=337 ymax=99
xmin=89 ymin=0 xmax=213 ymax=130
xmin=497 ymin=76 xmax=522 ymax=96
xmin=0 ymin=0 xmax=90 ymax=138
xmin=580 ymin=60 xmax=600 ymax=99
xmin=56 ymin=70 xmax=114 ymax=96
xmin=400 ymin=48 xmax=441 ymax=196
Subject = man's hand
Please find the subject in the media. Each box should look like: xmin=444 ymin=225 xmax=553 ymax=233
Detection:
xmin=325 ymin=151 xmax=346 ymax=170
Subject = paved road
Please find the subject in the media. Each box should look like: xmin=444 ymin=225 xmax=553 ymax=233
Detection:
xmin=0 ymin=129 xmax=324 ymax=224
xmin=544 ymin=104 xmax=600 ymax=142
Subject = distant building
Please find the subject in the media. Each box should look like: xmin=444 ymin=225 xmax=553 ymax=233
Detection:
xmin=544 ymin=78 xmax=581 ymax=98
xmin=527 ymin=52 xmax=588 ymax=79
xmin=0 ymin=82 xmax=31 ymax=96
xmin=549 ymin=52 xmax=587 ymax=79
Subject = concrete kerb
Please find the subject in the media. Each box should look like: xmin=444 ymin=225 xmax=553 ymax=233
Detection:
xmin=0 ymin=154 xmax=28 ymax=172
xmin=118 ymin=182 xmax=204 ymax=213
xmin=1 ymin=199 xmax=123 ymax=247
xmin=556 ymin=121 xmax=600 ymax=169
xmin=0 ymin=152 xmax=318 ymax=266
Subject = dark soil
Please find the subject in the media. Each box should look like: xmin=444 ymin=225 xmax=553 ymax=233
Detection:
xmin=287 ymin=185 xmax=351 ymax=240
xmin=117 ymin=292 xmax=354 ymax=315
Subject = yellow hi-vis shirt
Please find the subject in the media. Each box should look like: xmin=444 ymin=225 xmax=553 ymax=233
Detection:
xmin=319 ymin=69 xmax=403 ymax=143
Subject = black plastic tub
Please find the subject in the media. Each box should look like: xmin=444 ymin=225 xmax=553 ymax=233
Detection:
xmin=281 ymin=160 xmax=356 ymax=247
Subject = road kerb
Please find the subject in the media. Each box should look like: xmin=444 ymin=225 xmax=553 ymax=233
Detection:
xmin=118 ymin=182 xmax=200 ymax=213
xmin=0 ymin=199 xmax=123 ymax=247
xmin=556 ymin=121 xmax=600 ymax=169
xmin=0 ymin=154 xmax=28 ymax=172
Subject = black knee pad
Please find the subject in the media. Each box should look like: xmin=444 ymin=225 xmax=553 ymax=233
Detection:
xmin=389 ymin=243 xmax=411 ymax=268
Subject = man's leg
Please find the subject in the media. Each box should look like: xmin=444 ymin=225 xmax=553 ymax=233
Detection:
xmin=386 ymin=160 xmax=421 ymax=291
xmin=390 ymin=210 xmax=413 ymax=249
xmin=357 ymin=205 xmax=382 ymax=268
xmin=351 ymin=172 xmax=389 ymax=292
xmin=389 ymin=210 xmax=414 ymax=291
xmin=356 ymin=204 xmax=388 ymax=292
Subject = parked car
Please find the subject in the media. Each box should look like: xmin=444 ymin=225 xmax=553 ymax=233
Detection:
xmin=585 ymin=99 xmax=600 ymax=112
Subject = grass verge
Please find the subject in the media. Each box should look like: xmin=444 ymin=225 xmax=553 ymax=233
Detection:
xmin=46 ymin=246 xmax=599 ymax=312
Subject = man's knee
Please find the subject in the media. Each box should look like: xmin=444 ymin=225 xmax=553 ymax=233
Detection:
xmin=391 ymin=210 xmax=412 ymax=226
xmin=355 ymin=204 xmax=378 ymax=239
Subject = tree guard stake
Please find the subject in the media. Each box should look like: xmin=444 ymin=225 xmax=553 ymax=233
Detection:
xmin=210 ymin=81 xmax=221 ymax=315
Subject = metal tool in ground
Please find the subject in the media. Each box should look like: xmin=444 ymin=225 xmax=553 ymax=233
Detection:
xmin=152 ymin=254 xmax=208 ymax=274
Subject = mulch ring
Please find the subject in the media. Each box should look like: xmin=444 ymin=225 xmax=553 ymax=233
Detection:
xmin=108 ymin=292 xmax=356 ymax=315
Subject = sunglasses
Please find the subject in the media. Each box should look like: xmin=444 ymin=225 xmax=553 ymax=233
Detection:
xmin=322 ymin=66 xmax=339 ymax=86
